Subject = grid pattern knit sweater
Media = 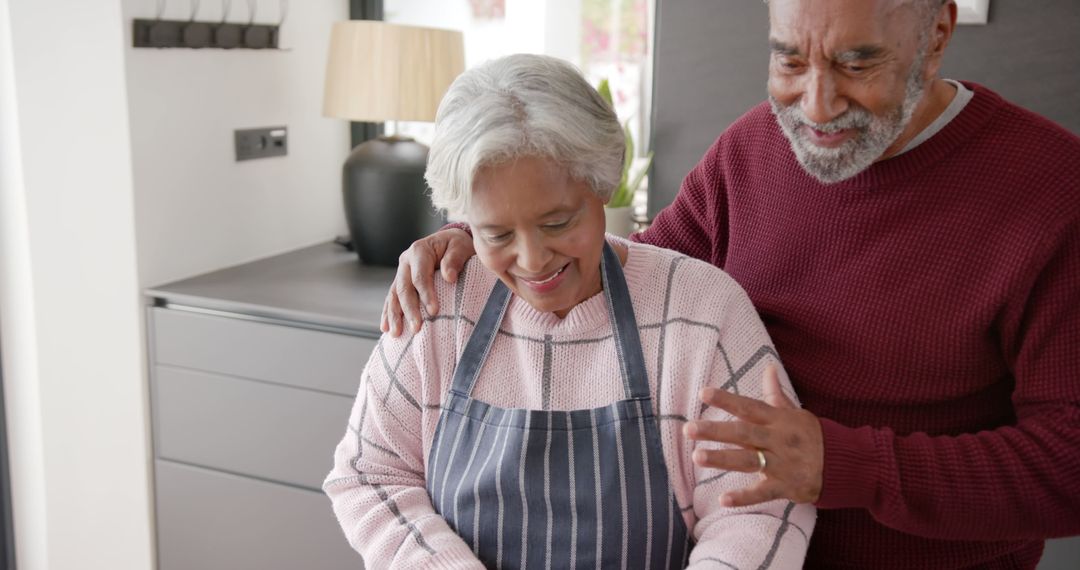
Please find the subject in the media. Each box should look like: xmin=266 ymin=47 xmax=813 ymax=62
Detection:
xmin=324 ymin=240 xmax=816 ymax=569
xmin=635 ymin=82 xmax=1080 ymax=569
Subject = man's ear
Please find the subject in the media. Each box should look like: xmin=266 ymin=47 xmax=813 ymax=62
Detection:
xmin=923 ymin=1 xmax=958 ymax=80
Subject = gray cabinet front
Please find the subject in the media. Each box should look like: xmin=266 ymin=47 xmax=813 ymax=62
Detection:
xmin=154 ymin=365 xmax=354 ymax=490
xmin=152 ymin=307 xmax=376 ymax=398
xmin=149 ymin=306 xmax=376 ymax=569
xmin=155 ymin=460 xmax=361 ymax=570
xmin=146 ymin=244 xmax=394 ymax=570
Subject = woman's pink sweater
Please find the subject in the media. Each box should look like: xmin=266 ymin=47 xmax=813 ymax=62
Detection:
xmin=324 ymin=239 xmax=816 ymax=568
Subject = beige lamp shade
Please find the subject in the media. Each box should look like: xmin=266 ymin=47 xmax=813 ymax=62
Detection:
xmin=322 ymin=21 xmax=465 ymax=123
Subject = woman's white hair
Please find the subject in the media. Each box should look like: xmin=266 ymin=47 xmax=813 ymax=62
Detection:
xmin=425 ymin=53 xmax=625 ymax=217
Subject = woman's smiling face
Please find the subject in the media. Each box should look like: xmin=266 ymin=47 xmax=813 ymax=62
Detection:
xmin=468 ymin=156 xmax=607 ymax=318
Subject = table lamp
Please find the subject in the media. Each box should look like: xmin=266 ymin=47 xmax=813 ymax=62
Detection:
xmin=322 ymin=21 xmax=465 ymax=265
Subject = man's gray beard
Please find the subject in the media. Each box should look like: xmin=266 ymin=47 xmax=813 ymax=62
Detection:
xmin=770 ymin=56 xmax=927 ymax=184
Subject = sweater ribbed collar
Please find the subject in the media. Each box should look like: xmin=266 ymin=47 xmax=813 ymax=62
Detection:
xmin=503 ymin=239 xmax=650 ymax=336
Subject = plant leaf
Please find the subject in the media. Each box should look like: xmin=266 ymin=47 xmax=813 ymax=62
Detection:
xmin=613 ymin=120 xmax=639 ymax=207
xmin=597 ymin=79 xmax=613 ymax=107
xmin=597 ymin=81 xmax=648 ymax=209
xmin=627 ymin=150 xmax=653 ymax=195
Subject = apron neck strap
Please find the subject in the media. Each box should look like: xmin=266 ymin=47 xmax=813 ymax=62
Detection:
xmin=449 ymin=241 xmax=650 ymax=401
xmin=449 ymin=278 xmax=512 ymax=398
xmin=600 ymin=241 xmax=650 ymax=400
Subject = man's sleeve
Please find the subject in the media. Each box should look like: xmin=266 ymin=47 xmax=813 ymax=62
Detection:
xmin=815 ymin=213 xmax=1080 ymax=540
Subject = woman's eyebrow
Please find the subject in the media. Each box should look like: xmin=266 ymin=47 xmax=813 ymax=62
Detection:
xmin=539 ymin=205 xmax=578 ymax=218
xmin=474 ymin=204 xmax=580 ymax=230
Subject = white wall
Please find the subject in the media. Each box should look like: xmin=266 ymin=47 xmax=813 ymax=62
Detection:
xmin=0 ymin=3 xmax=48 ymax=568
xmin=2 ymin=1 xmax=352 ymax=568
xmin=123 ymin=0 xmax=350 ymax=287
xmin=0 ymin=0 xmax=154 ymax=568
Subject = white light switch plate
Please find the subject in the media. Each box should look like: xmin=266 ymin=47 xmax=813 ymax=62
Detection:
xmin=957 ymin=0 xmax=989 ymax=25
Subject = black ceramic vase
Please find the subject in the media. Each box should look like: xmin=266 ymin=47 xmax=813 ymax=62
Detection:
xmin=342 ymin=136 xmax=447 ymax=266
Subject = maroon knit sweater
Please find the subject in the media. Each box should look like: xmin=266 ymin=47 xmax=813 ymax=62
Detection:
xmin=633 ymin=83 xmax=1080 ymax=569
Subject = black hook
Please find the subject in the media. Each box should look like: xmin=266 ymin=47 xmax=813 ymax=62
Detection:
xmin=182 ymin=0 xmax=212 ymax=48
xmin=148 ymin=0 xmax=181 ymax=47
xmin=214 ymin=0 xmax=242 ymax=48
xmin=242 ymin=0 xmax=271 ymax=49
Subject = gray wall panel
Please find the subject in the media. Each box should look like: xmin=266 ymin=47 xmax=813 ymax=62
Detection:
xmin=650 ymin=0 xmax=1080 ymax=216
xmin=1042 ymin=538 xmax=1080 ymax=570
xmin=942 ymin=0 xmax=1080 ymax=136
xmin=651 ymin=0 xmax=768 ymax=217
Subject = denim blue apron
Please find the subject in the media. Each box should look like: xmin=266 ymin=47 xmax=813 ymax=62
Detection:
xmin=426 ymin=242 xmax=691 ymax=569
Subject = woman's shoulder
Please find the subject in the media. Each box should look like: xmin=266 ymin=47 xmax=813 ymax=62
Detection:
xmin=428 ymin=256 xmax=499 ymax=321
xmin=622 ymin=240 xmax=761 ymax=338
xmin=379 ymin=257 xmax=495 ymax=365
xmin=625 ymin=239 xmax=748 ymax=305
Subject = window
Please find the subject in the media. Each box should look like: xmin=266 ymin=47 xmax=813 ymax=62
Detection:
xmin=384 ymin=0 xmax=655 ymax=211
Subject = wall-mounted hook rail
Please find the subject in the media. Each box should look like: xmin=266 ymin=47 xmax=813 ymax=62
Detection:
xmin=133 ymin=0 xmax=288 ymax=49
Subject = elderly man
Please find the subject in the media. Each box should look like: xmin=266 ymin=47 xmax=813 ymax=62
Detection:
xmin=382 ymin=0 xmax=1080 ymax=567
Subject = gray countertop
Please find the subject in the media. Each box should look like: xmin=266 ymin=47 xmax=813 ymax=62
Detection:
xmin=145 ymin=241 xmax=397 ymax=335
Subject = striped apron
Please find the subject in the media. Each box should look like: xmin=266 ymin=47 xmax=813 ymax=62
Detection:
xmin=426 ymin=242 xmax=691 ymax=569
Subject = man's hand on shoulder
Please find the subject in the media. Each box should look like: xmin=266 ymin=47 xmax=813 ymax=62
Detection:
xmin=685 ymin=365 xmax=824 ymax=507
xmin=381 ymin=228 xmax=475 ymax=337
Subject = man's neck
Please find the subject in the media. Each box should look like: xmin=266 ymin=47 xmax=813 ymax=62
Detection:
xmin=878 ymin=78 xmax=957 ymax=161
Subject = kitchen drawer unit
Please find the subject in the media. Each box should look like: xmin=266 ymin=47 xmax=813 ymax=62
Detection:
xmin=152 ymin=307 xmax=376 ymax=398
xmin=145 ymin=242 xmax=396 ymax=570
xmin=153 ymin=365 xmax=354 ymax=490
xmin=155 ymin=460 xmax=359 ymax=570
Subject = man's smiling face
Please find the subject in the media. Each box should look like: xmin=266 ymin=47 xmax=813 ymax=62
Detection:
xmin=766 ymin=0 xmax=938 ymax=183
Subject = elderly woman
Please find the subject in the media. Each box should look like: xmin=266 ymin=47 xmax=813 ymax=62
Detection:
xmin=324 ymin=54 xmax=815 ymax=569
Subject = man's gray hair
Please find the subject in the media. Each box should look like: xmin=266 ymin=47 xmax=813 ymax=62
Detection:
xmin=911 ymin=0 xmax=951 ymax=25
xmin=425 ymin=54 xmax=624 ymax=217
xmin=764 ymin=0 xmax=948 ymax=26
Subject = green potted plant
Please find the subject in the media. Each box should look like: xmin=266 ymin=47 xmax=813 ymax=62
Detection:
xmin=597 ymin=78 xmax=653 ymax=237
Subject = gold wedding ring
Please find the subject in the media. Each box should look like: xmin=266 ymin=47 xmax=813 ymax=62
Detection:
xmin=756 ymin=449 xmax=767 ymax=473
